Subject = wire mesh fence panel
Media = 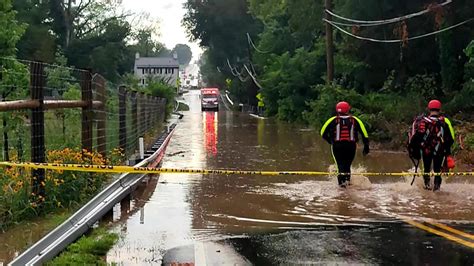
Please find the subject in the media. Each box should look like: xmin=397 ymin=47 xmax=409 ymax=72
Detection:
xmin=0 ymin=58 xmax=168 ymax=163
xmin=0 ymin=58 xmax=169 ymax=223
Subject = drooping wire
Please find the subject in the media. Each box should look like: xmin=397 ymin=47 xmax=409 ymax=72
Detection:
xmin=226 ymin=58 xmax=250 ymax=82
xmin=247 ymin=33 xmax=270 ymax=54
xmin=325 ymin=0 xmax=452 ymax=26
xmin=244 ymin=65 xmax=264 ymax=90
xmin=324 ymin=18 xmax=473 ymax=43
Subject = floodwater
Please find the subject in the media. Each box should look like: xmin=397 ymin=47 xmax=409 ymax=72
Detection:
xmin=106 ymin=90 xmax=474 ymax=264
xmin=2 ymin=89 xmax=473 ymax=264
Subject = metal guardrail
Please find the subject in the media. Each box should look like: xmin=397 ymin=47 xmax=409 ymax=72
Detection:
xmin=9 ymin=123 xmax=178 ymax=266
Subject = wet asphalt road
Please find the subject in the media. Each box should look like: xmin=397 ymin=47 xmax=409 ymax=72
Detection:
xmin=106 ymin=90 xmax=474 ymax=265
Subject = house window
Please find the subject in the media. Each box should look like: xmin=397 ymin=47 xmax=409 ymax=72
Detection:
xmin=141 ymin=68 xmax=145 ymax=74
xmin=141 ymin=79 xmax=145 ymax=85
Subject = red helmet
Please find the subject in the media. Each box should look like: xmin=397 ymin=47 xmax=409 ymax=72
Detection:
xmin=428 ymin=100 xmax=442 ymax=110
xmin=336 ymin=101 xmax=351 ymax=114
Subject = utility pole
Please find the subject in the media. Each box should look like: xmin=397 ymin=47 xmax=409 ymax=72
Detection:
xmin=325 ymin=0 xmax=334 ymax=83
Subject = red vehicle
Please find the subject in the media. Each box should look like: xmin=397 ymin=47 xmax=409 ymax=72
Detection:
xmin=200 ymin=87 xmax=219 ymax=111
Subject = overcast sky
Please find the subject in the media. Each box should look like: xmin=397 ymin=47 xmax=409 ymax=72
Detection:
xmin=120 ymin=0 xmax=202 ymax=61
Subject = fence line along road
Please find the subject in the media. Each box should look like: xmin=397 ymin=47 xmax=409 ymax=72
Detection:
xmin=9 ymin=123 xmax=177 ymax=266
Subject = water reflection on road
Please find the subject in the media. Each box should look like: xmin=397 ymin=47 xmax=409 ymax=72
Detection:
xmin=107 ymin=90 xmax=474 ymax=265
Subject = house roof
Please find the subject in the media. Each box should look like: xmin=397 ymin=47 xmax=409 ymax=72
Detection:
xmin=135 ymin=57 xmax=179 ymax=68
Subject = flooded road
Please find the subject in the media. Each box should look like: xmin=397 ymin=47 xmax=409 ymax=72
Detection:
xmin=108 ymin=90 xmax=474 ymax=265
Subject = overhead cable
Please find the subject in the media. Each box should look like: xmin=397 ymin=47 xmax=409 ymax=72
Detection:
xmin=324 ymin=18 xmax=473 ymax=43
xmin=244 ymin=64 xmax=264 ymax=90
xmin=247 ymin=33 xmax=270 ymax=54
xmin=226 ymin=58 xmax=250 ymax=82
xmin=325 ymin=0 xmax=451 ymax=26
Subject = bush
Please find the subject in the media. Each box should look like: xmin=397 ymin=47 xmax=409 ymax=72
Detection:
xmin=445 ymin=80 xmax=474 ymax=116
xmin=0 ymin=148 xmax=123 ymax=229
xmin=146 ymin=79 xmax=177 ymax=116
xmin=304 ymin=83 xmax=426 ymax=144
xmin=303 ymin=83 xmax=362 ymax=128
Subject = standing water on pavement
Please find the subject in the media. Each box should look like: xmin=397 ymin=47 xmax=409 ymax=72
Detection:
xmin=105 ymin=90 xmax=474 ymax=265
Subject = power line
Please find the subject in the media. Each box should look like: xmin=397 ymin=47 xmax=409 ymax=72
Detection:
xmin=325 ymin=0 xmax=452 ymax=26
xmin=324 ymin=18 xmax=473 ymax=43
xmin=244 ymin=64 xmax=264 ymax=90
xmin=247 ymin=33 xmax=270 ymax=54
xmin=226 ymin=58 xmax=250 ymax=82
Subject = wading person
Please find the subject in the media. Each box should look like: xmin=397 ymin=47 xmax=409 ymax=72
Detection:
xmin=407 ymin=100 xmax=455 ymax=191
xmin=320 ymin=101 xmax=370 ymax=187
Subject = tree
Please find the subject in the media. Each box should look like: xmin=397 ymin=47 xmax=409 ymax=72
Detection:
xmin=172 ymin=44 xmax=192 ymax=66
xmin=65 ymin=18 xmax=133 ymax=82
xmin=13 ymin=0 xmax=56 ymax=62
xmin=183 ymin=0 xmax=261 ymax=102
xmin=130 ymin=28 xmax=168 ymax=57
xmin=0 ymin=0 xmax=28 ymax=161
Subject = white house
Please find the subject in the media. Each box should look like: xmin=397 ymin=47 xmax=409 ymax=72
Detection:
xmin=134 ymin=53 xmax=180 ymax=87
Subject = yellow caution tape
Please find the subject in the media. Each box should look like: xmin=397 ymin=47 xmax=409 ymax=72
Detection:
xmin=0 ymin=161 xmax=473 ymax=177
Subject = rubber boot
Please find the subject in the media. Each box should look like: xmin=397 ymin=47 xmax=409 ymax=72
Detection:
xmin=338 ymin=175 xmax=346 ymax=188
xmin=423 ymin=175 xmax=431 ymax=190
xmin=433 ymin=176 xmax=442 ymax=191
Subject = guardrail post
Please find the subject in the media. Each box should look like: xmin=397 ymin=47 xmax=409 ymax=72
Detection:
xmin=30 ymin=62 xmax=46 ymax=201
xmin=95 ymin=75 xmax=107 ymax=159
xmin=119 ymin=86 xmax=127 ymax=153
xmin=81 ymin=71 xmax=93 ymax=153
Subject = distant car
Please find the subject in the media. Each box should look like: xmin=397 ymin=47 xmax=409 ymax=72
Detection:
xmin=201 ymin=88 xmax=219 ymax=111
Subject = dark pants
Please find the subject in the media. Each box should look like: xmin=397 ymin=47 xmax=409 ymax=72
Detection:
xmin=332 ymin=142 xmax=356 ymax=186
xmin=422 ymin=152 xmax=445 ymax=190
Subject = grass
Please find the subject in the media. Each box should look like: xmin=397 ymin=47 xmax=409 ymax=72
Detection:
xmin=47 ymin=227 xmax=119 ymax=266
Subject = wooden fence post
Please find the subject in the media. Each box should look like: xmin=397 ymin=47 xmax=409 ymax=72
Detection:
xmin=131 ymin=91 xmax=138 ymax=142
xmin=146 ymin=94 xmax=151 ymax=131
xmin=151 ymin=97 xmax=157 ymax=127
xmin=30 ymin=62 xmax=46 ymax=200
xmin=118 ymin=86 xmax=127 ymax=153
xmin=81 ymin=71 xmax=93 ymax=153
xmin=138 ymin=92 xmax=145 ymax=137
xmin=95 ymin=75 xmax=107 ymax=158
xmin=161 ymin=98 xmax=167 ymax=122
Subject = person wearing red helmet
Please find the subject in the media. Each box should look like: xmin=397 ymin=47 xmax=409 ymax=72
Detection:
xmin=407 ymin=99 xmax=455 ymax=191
xmin=320 ymin=101 xmax=370 ymax=187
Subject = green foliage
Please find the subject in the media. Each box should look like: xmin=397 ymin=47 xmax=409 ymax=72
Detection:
xmin=13 ymin=0 xmax=56 ymax=62
xmin=172 ymin=44 xmax=193 ymax=66
xmin=0 ymin=148 xmax=124 ymax=229
xmin=445 ymin=80 xmax=474 ymax=114
xmin=303 ymin=84 xmax=363 ymax=128
xmin=129 ymin=28 xmax=169 ymax=58
xmin=145 ymin=78 xmax=177 ymax=115
xmin=0 ymin=0 xmax=26 ymax=57
xmin=184 ymin=0 xmax=261 ymax=94
xmin=48 ymin=228 xmax=119 ymax=266
xmin=465 ymin=133 xmax=474 ymax=150
xmin=464 ymin=40 xmax=474 ymax=80
xmin=260 ymin=43 xmax=326 ymax=121
xmin=304 ymin=83 xmax=426 ymax=142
